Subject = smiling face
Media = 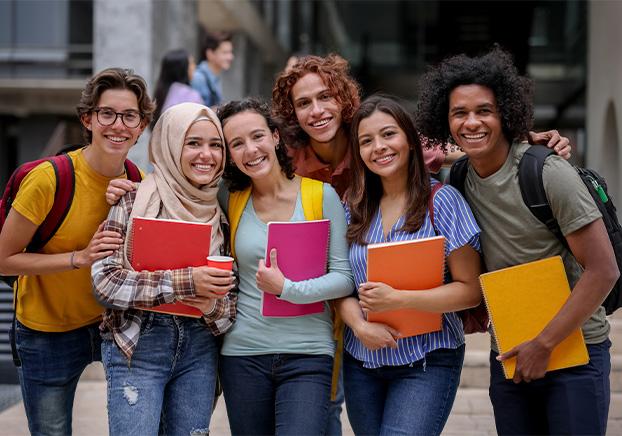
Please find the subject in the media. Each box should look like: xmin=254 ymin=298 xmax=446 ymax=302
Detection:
xmin=223 ymin=110 xmax=281 ymax=181
xmin=291 ymin=73 xmax=343 ymax=145
xmin=81 ymin=88 xmax=146 ymax=158
xmin=207 ymin=41 xmax=234 ymax=73
xmin=357 ymin=110 xmax=411 ymax=183
xmin=180 ymin=120 xmax=224 ymax=188
xmin=448 ymin=84 xmax=509 ymax=166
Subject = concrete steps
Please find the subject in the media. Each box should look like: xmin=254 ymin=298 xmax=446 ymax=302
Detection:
xmin=460 ymin=314 xmax=622 ymax=392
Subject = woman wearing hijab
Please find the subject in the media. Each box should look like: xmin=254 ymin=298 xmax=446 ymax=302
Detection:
xmin=92 ymin=102 xmax=237 ymax=435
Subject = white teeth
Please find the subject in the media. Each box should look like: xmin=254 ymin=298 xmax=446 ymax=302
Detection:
xmin=193 ymin=164 xmax=213 ymax=171
xmin=311 ymin=118 xmax=330 ymax=128
xmin=375 ymin=154 xmax=395 ymax=164
xmin=107 ymin=136 xmax=127 ymax=143
xmin=463 ymin=133 xmax=486 ymax=140
xmin=246 ymin=156 xmax=265 ymax=167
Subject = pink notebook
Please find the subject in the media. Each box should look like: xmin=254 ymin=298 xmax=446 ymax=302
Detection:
xmin=130 ymin=217 xmax=211 ymax=318
xmin=262 ymin=219 xmax=330 ymax=317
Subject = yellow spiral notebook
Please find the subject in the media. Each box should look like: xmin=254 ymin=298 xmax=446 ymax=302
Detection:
xmin=480 ymin=256 xmax=589 ymax=379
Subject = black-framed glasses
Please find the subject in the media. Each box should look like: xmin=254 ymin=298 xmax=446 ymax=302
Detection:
xmin=93 ymin=107 xmax=143 ymax=128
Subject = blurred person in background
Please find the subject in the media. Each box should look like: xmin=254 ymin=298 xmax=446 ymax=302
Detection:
xmin=151 ymin=48 xmax=203 ymax=129
xmin=192 ymin=30 xmax=234 ymax=108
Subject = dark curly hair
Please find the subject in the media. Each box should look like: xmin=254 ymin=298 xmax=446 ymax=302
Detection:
xmin=272 ymin=54 xmax=361 ymax=149
xmin=415 ymin=46 xmax=533 ymax=148
xmin=217 ymin=98 xmax=295 ymax=192
xmin=347 ymin=95 xmax=430 ymax=245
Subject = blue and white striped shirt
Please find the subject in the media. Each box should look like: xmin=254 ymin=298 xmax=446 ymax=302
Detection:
xmin=344 ymin=179 xmax=481 ymax=368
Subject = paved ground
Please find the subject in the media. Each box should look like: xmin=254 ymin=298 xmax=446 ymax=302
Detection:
xmin=0 ymin=373 xmax=498 ymax=436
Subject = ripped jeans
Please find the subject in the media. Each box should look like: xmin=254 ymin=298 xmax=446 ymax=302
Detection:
xmin=102 ymin=312 xmax=219 ymax=436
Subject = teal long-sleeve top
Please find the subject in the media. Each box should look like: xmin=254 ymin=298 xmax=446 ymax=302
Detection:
xmin=218 ymin=182 xmax=354 ymax=357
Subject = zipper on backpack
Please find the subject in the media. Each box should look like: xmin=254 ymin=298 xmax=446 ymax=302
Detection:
xmin=590 ymin=177 xmax=609 ymax=203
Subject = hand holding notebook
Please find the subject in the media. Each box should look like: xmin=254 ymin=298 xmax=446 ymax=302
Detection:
xmin=261 ymin=219 xmax=330 ymax=317
xmin=256 ymin=248 xmax=286 ymax=296
xmin=480 ymin=256 xmax=588 ymax=380
xmin=366 ymin=236 xmax=445 ymax=337
xmin=358 ymin=282 xmax=403 ymax=313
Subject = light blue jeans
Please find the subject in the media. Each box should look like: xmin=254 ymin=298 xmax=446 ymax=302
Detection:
xmin=343 ymin=345 xmax=465 ymax=436
xmin=15 ymin=320 xmax=101 ymax=436
xmin=102 ymin=312 xmax=219 ymax=436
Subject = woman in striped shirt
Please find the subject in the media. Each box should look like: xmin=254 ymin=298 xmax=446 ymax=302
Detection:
xmin=336 ymin=95 xmax=482 ymax=436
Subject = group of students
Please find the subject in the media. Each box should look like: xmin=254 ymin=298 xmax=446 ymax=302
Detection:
xmin=0 ymin=45 xmax=616 ymax=436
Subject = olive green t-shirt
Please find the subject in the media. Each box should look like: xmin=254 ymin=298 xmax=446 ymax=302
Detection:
xmin=463 ymin=142 xmax=608 ymax=350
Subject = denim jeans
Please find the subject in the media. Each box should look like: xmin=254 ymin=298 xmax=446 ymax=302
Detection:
xmin=343 ymin=345 xmax=465 ymax=436
xmin=102 ymin=312 xmax=219 ymax=436
xmin=489 ymin=339 xmax=611 ymax=435
xmin=14 ymin=319 xmax=102 ymax=436
xmin=220 ymin=353 xmax=333 ymax=436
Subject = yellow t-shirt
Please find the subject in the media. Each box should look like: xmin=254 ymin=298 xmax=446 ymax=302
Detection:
xmin=12 ymin=148 xmax=134 ymax=332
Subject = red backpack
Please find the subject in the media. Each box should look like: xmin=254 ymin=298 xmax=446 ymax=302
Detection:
xmin=0 ymin=146 xmax=142 ymax=259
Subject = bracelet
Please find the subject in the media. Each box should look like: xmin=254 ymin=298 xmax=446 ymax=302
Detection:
xmin=70 ymin=251 xmax=79 ymax=269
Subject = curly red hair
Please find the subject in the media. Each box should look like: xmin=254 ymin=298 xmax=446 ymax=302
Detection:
xmin=272 ymin=53 xmax=361 ymax=149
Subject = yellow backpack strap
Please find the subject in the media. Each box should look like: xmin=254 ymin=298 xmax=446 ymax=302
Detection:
xmin=300 ymin=177 xmax=324 ymax=221
xmin=227 ymin=187 xmax=252 ymax=258
xmin=300 ymin=177 xmax=343 ymax=401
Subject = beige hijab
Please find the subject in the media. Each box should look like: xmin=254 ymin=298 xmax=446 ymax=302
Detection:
xmin=125 ymin=102 xmax=226 ymax=265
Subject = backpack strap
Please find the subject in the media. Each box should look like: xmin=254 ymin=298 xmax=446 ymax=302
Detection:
xmin=448 ymin=154 xmax=470 ymax=197
xmin=27 ymin=154 xmax=75 ymax=252
xmin=227 ymin=187 xmax=252 ymax=259
xmin=518 ymin=145 xmax=567 ymax=246
xmin=195 ymin=67 xmax=219 ymax=106
xmin=124 ymin=159 xmax=143 ymax=183
xmin=300 ymin=177 xmax=324 ymax=221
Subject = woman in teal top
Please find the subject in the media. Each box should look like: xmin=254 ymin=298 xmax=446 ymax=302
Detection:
xmin=216 ymin=98 xmax=354 ymax=436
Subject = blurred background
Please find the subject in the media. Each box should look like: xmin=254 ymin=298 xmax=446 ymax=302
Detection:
xmin=0 ymin=0 xmax=620 ymax=381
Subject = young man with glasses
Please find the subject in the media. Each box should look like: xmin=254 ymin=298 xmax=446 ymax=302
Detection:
xmin=0 ymin=68 xmax=154 ymax=435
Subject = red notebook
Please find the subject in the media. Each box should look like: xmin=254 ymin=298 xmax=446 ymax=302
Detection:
xmin=262 ymin=219 xmax=330 ymax=317
xmin=130 ymin=216 xmax=211 ymax=318
xmin=366 ymin=236 xmax=445 ymax=337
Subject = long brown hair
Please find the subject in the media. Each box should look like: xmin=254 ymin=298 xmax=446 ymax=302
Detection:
xmin=347 ymin=95 xmax=430 ymax=245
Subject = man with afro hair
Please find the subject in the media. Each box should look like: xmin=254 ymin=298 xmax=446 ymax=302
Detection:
xmin=416 ymin=46 xmax=618 ymax=435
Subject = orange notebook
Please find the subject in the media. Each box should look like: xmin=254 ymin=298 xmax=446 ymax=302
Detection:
xmin=366 ymin=236 xmax=445 ymax=337
xmin=130 ymin=217 xmax=212 ymax=318
xmin=479 ymin=256 xmax=589 ymax=379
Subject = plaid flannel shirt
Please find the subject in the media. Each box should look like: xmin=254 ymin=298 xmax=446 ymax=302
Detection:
xmin=91 ymin=190 xmax=237 ymax=359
